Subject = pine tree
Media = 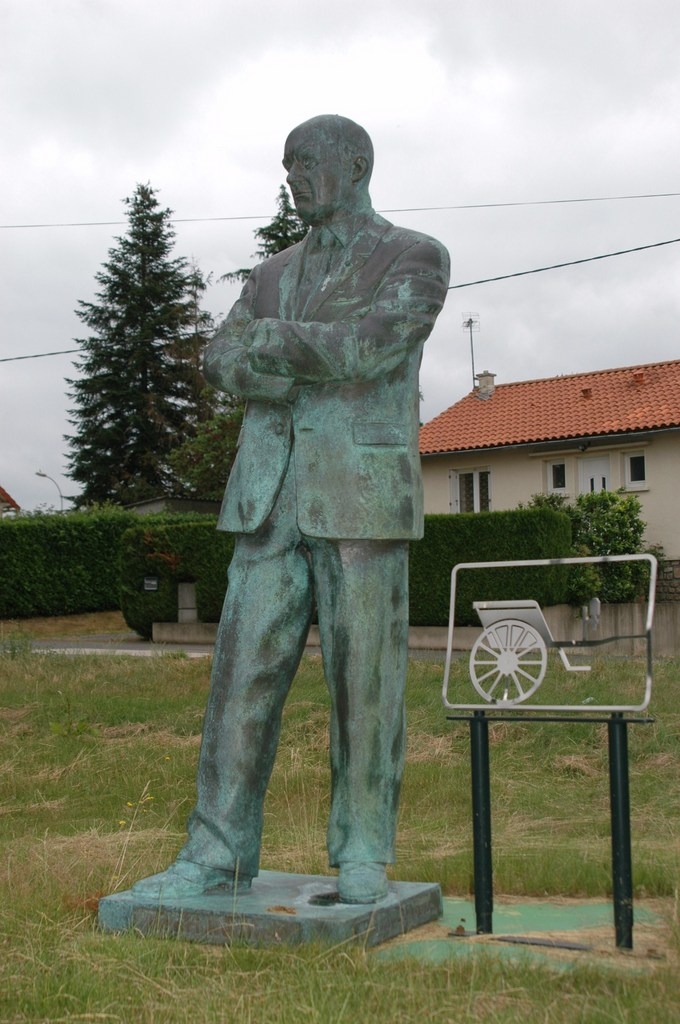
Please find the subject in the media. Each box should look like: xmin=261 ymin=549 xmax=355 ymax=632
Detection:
xmin=179 ymin=263 xmax=220 ymax=427
xmin=65 ymin=184 xmax=215 ymax=507
xmin=225 ymin=184 xmax=307 ymax=283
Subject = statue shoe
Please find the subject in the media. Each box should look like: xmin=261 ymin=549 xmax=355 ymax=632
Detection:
xmin=338 ymin=861 xmax=389 ymax=904
xmin=131 ymin=860 xmax=252 ymax=899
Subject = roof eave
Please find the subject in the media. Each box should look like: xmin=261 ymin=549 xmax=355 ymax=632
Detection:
xmin=420 ymin=424 xmax=680 ymax=458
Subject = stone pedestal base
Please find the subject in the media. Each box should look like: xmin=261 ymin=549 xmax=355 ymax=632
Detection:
xmin=98 ymin=869 xmax=442 ymax=948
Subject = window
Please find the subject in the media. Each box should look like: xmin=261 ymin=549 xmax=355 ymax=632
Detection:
xmin=549 ymin=461 xmax=567 ymax=492
xmin=450 ymin=469 xmax=491 ymax=513
xmin=625 ymin=451 xmax=646 ymax=488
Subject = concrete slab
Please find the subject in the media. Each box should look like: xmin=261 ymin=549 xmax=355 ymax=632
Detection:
xmin=98 ymin=869 xmax=442 ymax=948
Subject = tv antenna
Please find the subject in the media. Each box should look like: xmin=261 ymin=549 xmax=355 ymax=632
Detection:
xmin=462 ymin=313 xmax=480 ymax=390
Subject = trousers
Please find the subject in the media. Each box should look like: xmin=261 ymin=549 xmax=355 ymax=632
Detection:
xmin=177 ymin=457 xmax=409 ymax=877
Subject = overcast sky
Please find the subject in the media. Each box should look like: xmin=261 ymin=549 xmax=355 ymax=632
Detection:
xmin=2 ymin=0 xmax=679 ymax=511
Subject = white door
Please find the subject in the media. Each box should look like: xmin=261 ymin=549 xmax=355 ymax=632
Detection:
xmin=579 ymin=455 xmax=610 ymax=493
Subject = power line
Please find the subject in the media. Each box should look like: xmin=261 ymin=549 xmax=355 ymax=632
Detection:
xmin=449 ymin=236 xmax=680 ymax=290
xmin=384 ymin=190 xmax=680 ymax=214
xmin=2 ymin=233 xmax=679 ymax=364
xmin=1 ymin=190 xmax=679 ymax=230
xmin=0 ymin=348 xmax=79 ymax=363
xmin=0 ymin=215 xmax=270 ymax=230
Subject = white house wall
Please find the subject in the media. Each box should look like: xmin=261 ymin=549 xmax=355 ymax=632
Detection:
xmin=631 ymin=432 xmax=680 ymax=559
xmin=421 ymin=430 xmax=680 ymax=559
xmin=421 ymin=449 xmax=538 ymax=514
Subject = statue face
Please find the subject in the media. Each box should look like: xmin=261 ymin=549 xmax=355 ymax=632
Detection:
xmin=283 ymin=123 xmax=356 ymax=227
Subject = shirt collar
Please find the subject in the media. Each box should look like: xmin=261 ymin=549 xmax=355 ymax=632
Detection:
xmin=318 ymin=208 xmax=375 ymax=248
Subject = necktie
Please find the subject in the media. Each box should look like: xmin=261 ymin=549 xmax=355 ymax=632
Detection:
xmin=296 ymin=228 xmax=338 ymax=318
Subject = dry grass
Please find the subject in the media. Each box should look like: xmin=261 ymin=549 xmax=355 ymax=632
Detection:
xmin=1 ymin=645 xmax=679 ymax=1022
xmin=0 ymin=609 xmax=130 ymax=639
xmin=551 ymin=753 xmax=602 ymax=777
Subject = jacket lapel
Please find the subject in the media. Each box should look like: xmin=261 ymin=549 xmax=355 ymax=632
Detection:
xmin=283 ymin=214 xmax=392 ymax=321
xmin=278 ymin=241 xmax=306 ymax=319
xmin=305 ymin=215 xmax=391 ymax=319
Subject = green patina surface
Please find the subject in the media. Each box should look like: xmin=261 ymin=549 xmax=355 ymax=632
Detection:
xmin=100 ymin=870 xmax=442 ymax=947
xmin=131 ymin=115 xmax=451 ymax=904
xmin=379 ymin=896 xmax=663 ymax=966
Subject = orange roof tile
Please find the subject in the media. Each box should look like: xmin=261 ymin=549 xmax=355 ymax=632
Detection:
xmin=420 ymin=359 xmax=680 ymax=455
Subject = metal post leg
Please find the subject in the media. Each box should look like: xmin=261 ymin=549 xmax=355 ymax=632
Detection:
xmin=608 ymin=713 xmax=633 ymax=949
xmin=470 ymin=711 xmax=493 ymax=933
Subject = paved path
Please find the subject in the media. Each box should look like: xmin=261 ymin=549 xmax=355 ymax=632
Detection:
xmin=32 ymin=632 xmax=447 ymax=662
xmin=32 ymin=632 xmax=214 ymax=658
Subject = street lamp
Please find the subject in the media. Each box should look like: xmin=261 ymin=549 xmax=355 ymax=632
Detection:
xmin=35 ymin=470 xmax=64 ymax=512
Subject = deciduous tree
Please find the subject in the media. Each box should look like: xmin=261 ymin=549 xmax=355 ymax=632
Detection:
xmin=169 ymin=185 xmax=307 ymax=498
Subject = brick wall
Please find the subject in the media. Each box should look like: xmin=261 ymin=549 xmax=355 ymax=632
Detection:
xmin=657 ymin=558 xmax=680 ymax=602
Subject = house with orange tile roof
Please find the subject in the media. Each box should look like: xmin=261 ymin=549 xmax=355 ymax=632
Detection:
xmin=419 ymin=359 xmax=680 ymax=566
xmin=0 ymin=485 xmax=20 ymax=516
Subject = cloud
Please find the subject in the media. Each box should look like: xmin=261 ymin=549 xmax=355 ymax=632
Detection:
xmin=2 ymin=0 xmax=680 ymax=509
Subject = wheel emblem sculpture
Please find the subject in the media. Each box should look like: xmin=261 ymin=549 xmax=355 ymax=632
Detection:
xmin=443 ymin=558 xmax=657 ymax=715
xmin=470 ymin=617 xmax=548 ymax=705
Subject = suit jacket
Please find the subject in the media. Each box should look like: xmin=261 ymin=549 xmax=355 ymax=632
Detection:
xmin=203 ymin=211 xmax=450 ymax=540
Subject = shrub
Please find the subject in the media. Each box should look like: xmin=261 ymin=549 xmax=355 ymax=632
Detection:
xmin=116 ymin=508 xmax=571 ymax=635
xmin=520 ymin=490 xmax=648 ymax=603
xmin=409 ymin=507 xmax=572 ymax=626
xmin=0 ymin=509 xmax=136 ymax=618
xmin=119 ymin=517 xmax=234 ymax=638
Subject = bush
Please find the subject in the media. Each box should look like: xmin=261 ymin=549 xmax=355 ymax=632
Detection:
xmin=409 ymin=507 xmax=572 ymax=626
xmin=116 ymin=508 xmax=571 ymax=635
xmin=119 ymin=517 xmax=234 ymax=638
xmin=520 ymin=490 xmax=648 ymax=603
xmin=0 ymin=509 xmax=136 ymax=618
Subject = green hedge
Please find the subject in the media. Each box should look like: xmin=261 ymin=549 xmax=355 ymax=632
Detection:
xmin=119 ymin=518 xmax=234 ymax=639
xmin=0 ymin=510 xmax=137 ymax=618
xmin=117 ymin=507 xmax=571 ymax=637
xmin=409 ymin=508 xmax=572 ymax=626
xmin=1 ymin=507 xmax=571 ymax=631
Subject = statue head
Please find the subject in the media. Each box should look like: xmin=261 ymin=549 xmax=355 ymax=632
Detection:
xmin=283 ymin=114 xmax=374 ymax=227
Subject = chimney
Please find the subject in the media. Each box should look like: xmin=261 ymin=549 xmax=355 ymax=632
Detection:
xmin=475 ymin=370 xmax=496 ymax=399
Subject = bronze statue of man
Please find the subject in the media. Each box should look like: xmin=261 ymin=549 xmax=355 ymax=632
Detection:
xmin=133 ymin=114 xmax=450 ymax=904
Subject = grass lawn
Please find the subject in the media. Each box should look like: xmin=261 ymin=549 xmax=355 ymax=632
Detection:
xmin=1 ymin=616 xmax=679 ymax=1022
xmin=0 ymin=609 xmax=131 ymax=641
